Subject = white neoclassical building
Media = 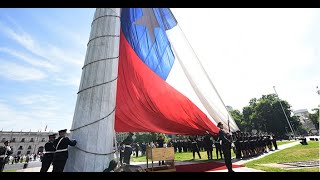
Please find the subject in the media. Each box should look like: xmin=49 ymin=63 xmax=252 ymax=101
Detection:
xmin=293 ymin=109 xmax=317 ymax=133
xmin=0 ymin=131 xmax=68 ymax=156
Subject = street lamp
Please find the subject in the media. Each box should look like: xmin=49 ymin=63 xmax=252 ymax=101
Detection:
xmin=317 ymin=86 xmax=320 ymax=134
xmin=273 ymin=86 xmax=296 ymax=138
xmin=132 ymin=134 xmax=136 ymax=142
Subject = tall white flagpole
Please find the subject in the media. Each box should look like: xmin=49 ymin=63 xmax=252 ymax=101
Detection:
xmin=64 ymin=8 xmax=121 ymax=172
xmin=273 ymin=86 xmax=296 ymax=138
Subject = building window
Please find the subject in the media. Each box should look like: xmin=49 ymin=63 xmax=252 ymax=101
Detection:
xmin=11 ymin=138 xmax=16 ymax=142
xmin=17 ymin=151 xmax=21 ymax=155
xmin=28 ymin=145 xmax=32 ymax=149
xmin=41 ymin=138 xmax=46 ymax=142
xmin=1 ymin=138 xmax=5 ymax=142
xmin=30 ymin=138 xmax=34 ymax=142
xmin=26 ymin=151 xmax=31 ymax=155
xmin=21 ymin=138 xmax=25 ymax=142
xmin=18 ymin=146 xmax=23 ymax=150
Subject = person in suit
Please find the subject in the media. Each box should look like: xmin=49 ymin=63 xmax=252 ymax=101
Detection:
xmin=156 ymin=136 xmax=165 ymax=165
xmin=217 ymin=122 xmax=234 ymax=172
xmin=119 ymin=143 xmax=125 ymax=165
xmin=52 ymin=129 xmax=77 ymax=172
xmin=40 ymin=134 xmax=56 ymax=172
xmin=272 ymin=135 xmax=278 ymax=150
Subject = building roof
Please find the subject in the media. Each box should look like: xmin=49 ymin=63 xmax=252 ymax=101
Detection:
xmin=293 ymin=109 xmax=309 ymax=114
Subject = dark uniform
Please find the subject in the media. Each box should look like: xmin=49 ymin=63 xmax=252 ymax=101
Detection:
xmin=214 ymin=137 xmax=223 ymax=159
xmin=0 ymin=141 xmax=13 ymax=172
xmin=234 ymin=132 xmax=242 ymax=159
xmin=203 ymin=133 xmax=213 ymax=160
xmin=272 ymin=135 xmax=278 ymax=150
xmin=52 ymin=129 xmax=77 ymax=172
xmin=218 ymin=122 xmax=234 ymax=172
xmin=122 ymin=132 xmax=133 ymax=165
xmin=119 ymin=144 xmax=125 ymax=165
xmin=190 ymin=136 xmax=201 ymax=160
xmin=40 ymin=134 xmax=56 ymax=172
xmin=157 ymin=137 xmax=165 ymax=165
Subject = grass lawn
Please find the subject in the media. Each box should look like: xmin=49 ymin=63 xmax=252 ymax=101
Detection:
xmin=276 ymin=140 xmax=298 ymax=146
xmin=3 ymin=169 xmax=17 ymax=172
xmin=245 ymin=141 xmax=320 ymax=172
xmin=132 ymin=148 xmax=236 ymax=162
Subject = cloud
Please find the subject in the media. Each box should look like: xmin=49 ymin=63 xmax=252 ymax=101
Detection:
xmin=0 ymin=16 xmax=85 ymax=86
xmin=0 ymin=60 xmax=46 ymax=81
xmin=0 ymin=19 xmax=83 ymax=67
xmin=27 ymin=9 xmax=90 ymax=51
xmin=15 ymin=94 xmax=57 ymax=105
xmin=0 ymin=94 xmax=74 ymax=132
xmin=0 ymin=47 xmax=59 ymax=72
xmin=54 ymin=76 xmax=81 ymax=87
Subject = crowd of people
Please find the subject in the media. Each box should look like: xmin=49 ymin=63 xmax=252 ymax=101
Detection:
xmin=117 ymin=125 xmax=279 ymax=172
xmin=119 ymin=133 xmax=278 ymax=159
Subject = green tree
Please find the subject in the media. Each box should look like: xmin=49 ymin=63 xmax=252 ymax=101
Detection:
xmin=240 ymin=94 xmax=303 ymax=137
xmin=230 ymin=109 xmax=246 ymax=131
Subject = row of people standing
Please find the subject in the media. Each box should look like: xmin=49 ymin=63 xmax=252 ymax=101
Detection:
xmin=233 ymin=132 xmax=278 ymax=159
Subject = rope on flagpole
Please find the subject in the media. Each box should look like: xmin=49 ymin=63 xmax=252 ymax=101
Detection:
xmin=70 ymin=107 xmax=116 ymax=132
xmin=73 ymin=146 xmax=118 ymax=156
xmin=77 ymin=76 xmax=118 ymax=94
xmin=87 ymin=35 xmax=120 ymax=46
xmin=91 ymin=14 xmax=120 ymax=27
xmin=82 ymin=56 xmax=119 ymax=69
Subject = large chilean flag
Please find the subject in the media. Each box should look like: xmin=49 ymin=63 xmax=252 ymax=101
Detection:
xmin=115 ymin=8 xmax=239 ymax=135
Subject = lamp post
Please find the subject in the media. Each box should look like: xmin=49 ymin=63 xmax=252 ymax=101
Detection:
xmin=317 ymin=86 xmax=320 ymax=134
xmin=273 ymin=86 xmax=296 ymax=138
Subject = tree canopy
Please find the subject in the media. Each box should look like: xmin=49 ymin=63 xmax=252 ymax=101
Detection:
xmin=230 ymin=94 xmax=306 ymax=137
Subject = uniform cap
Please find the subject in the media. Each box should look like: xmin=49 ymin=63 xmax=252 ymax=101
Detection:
xmin=58 ymin=129 xmax=67 ymax=133
xmin=49 ymin=134 xmax=57 ymax=138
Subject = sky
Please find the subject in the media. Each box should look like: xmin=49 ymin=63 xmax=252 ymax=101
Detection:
xmin=0 ymin=8 xmax=319 ymax=132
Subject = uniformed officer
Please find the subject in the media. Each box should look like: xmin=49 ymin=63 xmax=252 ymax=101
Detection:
xmin=190 ymin=136 xmax=201 ymax=160
xmin=203 ymin=131 xmax=213 ymax=160
xmin=234 ymin=131 xmax=242 ymax=159
xmin=121 ymin=132 xmax=134 ymax=165
xmin=52 ymin=129 xmax=77 ymax=172
xmin=40 ymin=134 xmax=56 ymax=172
xmin=0 ymin=141 xmax=13 ymax=172
xmin=217 ymin=122 xmax=234 ymax=172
